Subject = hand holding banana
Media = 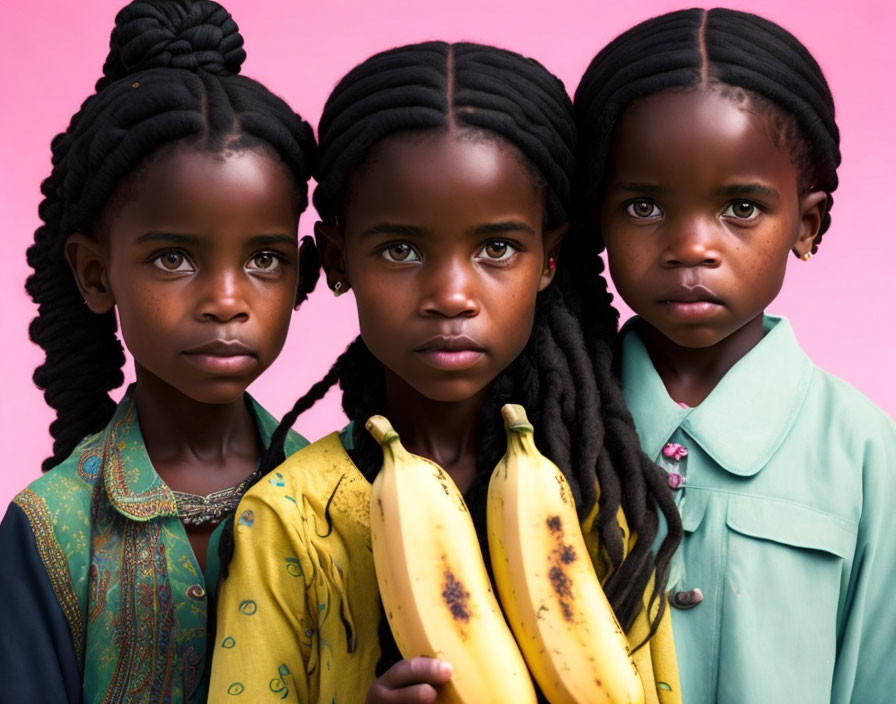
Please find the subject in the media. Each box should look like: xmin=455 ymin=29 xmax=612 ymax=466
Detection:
xmin=367 ymin=407 xmax=645 ymax=704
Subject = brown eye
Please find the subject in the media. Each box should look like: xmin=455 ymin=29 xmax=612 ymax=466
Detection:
xmin=382 ymin=243 xmax=419 ymax=262
xmin=730 ymin=201 xmax=756 ymax=218
xmin=153 ymin=251 xmax=190 ymax=271
xmin=626 ymin=200 xmax=661 ymax=219
xmin=248 ymin=252 xmax=281 ymax=272
xmin=485 ymin=241 xmax=508 ymax=258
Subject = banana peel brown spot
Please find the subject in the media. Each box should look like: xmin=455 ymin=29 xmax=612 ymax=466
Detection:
xmin=556 ymin=543 xmax=577 ymax=565
xmin=442 ymin=569 xmax=472 ymax=623
xmin=549 ymin=566 xmax=575 ymax=621
xmin=546 ymin=515 xmax=562 ymax=533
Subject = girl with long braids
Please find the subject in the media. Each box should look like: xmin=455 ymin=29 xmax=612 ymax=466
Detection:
xmin=211 ymin=41 xmax=682 ymax=704
xmin=0 ymin=0 xmax=317 ymax=701
xmin=574 ymin=8 xmax=896 ymax=703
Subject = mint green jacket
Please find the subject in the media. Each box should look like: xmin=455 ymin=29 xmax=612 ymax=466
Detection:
xmin=621 ymin=316 xmax=896 ymax=704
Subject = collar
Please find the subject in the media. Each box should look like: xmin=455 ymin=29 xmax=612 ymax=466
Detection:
xmin=621 ymin=315 xmax=813 ymax=476
xmin=101 ymin=385 xmax=280 ymax=521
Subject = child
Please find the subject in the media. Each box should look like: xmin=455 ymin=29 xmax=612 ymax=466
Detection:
xmin=0 ymin=1 xmax=316 ymax=701
xmin=573 ymin=8 xmax=896 ymax=703
xmin=210 ymin=41 xmax=683 ymax=704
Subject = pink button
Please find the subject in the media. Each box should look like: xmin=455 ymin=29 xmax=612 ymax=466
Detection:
xmin=667 ymin=472 xmax=685 ymax=489
xmin=662 ymin=443 xmax=689 ymax=461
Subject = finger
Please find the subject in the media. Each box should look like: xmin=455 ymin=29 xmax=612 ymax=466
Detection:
xmin=380 ymin=657 xmax=453 ymax=689
xmin=367 ymin=682 xmax=440 ymax=704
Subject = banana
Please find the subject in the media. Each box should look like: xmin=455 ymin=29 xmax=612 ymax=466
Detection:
xmin=366 ymin=415 xmax=536 ymax=704
xmin=487 ymin=404 xmax=645 ymax=704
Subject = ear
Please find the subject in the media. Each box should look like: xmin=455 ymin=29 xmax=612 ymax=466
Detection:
xmin=792 ymin=190 xmax=829 ymax=259
xmin=538 ymin=222 xmax=569 ymax=291
xmin=314 ymin=221 xmax=350 ymax=293
xmin=64 ymin=234 xmax=115 ymax=313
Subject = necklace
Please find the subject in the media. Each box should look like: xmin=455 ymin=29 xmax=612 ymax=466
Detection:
xmin=172 ymin=465 xmax=262 ymax=527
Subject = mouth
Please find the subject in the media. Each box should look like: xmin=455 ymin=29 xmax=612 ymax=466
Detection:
xmin=181 ymin=339 xmax=257 ymax=374
xmin=414 ymin=334 xmax=486 ymax=371
xmin=658 ymin=285 xmax=724 ymax=320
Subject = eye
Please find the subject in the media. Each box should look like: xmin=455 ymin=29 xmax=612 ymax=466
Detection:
xmin=246 ymin=251 xmax=282 ymax=273
xmin=477 ymin=239 xmax=518 ymax=262
xmin=723 ymin=200 xmax=761 ymax=221
xmin=152 ymin=250 xmax=193 ymax=272
xmin=381 ymin=243 xmax=420 ymax=263
xmin=625 ymin=200 xmax=662 ymax=219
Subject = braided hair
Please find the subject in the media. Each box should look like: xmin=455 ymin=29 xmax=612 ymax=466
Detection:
xmin=574 ymin=7 xmax=841 ymax=253
xmin=26 ymin=0 xmax=317 ymax=471
xmin=252 ymin=41 xmax=682 ymax=647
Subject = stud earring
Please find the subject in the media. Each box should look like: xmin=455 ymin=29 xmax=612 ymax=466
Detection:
xmin=800 ymin=252 xmax=812 ymax=262
xmin=547 ymin=257 xmax=556 ymax=272
xmin=333 ymin=281 xmax=345 ymax=297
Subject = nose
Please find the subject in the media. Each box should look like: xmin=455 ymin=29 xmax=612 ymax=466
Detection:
xmin=419 ymin=256 xmax=480 ymax=318
xmin=662 ymin=216 xmax=721 ymax=268
xmin=197 ymin=269 xmax=249 ymax=323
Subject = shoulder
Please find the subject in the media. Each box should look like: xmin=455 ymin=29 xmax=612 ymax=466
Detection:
xmin=240 ymin=431 xmax=364 ymax=514
xmin=14 ymin=429 xmax=106 ymax=533
xmin=805 ymin=365 xmax=896 ymax=444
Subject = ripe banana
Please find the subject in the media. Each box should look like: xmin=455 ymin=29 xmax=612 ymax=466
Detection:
xmin=366 ymin=415 xmax=536 ymax=704
xmin=487 ymin=404 xmax=645 ymax=704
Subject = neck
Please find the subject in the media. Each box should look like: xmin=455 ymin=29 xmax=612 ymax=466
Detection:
xmin=380 ymin=369 xmax=486 ymax=492
xmin=132 ymin=367 xmax=259 ymax=468
xmin=638 ymin=314 xmax=765 ymax=406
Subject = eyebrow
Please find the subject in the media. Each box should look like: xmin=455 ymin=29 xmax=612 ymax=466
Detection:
xmin=606 ymin=182 xmax=664 ymax=195
xmin=134 ymin=232 xmax=296 ymax=247
xmin=359 ymin=220 xmax=536 ymax=239
xmin=713 ymin=183 xmax=780 ymax=199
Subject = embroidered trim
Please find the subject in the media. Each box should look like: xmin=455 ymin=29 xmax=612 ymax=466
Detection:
xmin=13 ymin=489 xmax=85 ymax=667
xmin=103 ymin=402 xmax=178 ymax=520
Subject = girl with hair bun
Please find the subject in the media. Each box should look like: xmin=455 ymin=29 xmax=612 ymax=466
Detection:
xmin=574 ymin=8 xmax=896 ymax=703
xmin=211 ymin=41 xmax=682 ymax=704
xmin=0 ymin=1 xmax=317 ymax=701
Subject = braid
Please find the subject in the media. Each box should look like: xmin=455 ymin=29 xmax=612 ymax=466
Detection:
xmin=257 ymin=41 xmax=679 ymax=649
xmin=574 ymin=7 xmax=841 ymax=252
xmin=26 ymin=0 xmax=316 ymax=470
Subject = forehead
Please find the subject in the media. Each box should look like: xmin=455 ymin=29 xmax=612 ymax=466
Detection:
xmin=98 ymin=145 xmax=296 ymax=229
xmin=608 ymin=88 xmax=799 ymax=188
xmin=344 ymin=130 xmax=544 ymax=225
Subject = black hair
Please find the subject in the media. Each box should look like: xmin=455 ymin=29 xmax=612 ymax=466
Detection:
xmin=241 ymin=42 xmax=682 ymax=655
xmin=574 ymin=7 xmax=841 ymax=253
xmin=26 ymin=0 xmax=318 ymax=471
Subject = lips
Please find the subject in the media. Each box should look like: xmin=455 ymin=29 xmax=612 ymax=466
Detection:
xmin=415 ymin=334 xmax=486 ymax=370
xmin=658 ymin=284 xmax=722 ymax=304
xmin=181 ymin=339 xmax=257 ymax=374
xmin=658 ymin=284 xmax=724 ymax=321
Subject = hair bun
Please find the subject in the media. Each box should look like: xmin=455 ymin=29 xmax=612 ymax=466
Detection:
xmin=100 ymin=0 xmax=246 ymax=84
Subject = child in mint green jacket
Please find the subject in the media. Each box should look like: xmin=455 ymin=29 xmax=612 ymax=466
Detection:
xmin=574 ymin=8 xmax=896 ymax=703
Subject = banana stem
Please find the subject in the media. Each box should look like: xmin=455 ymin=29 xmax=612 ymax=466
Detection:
xmin=366 ymin=415 xmax=400 ymax=446
xmin=501 ymin=404 xmax=534 ymax=434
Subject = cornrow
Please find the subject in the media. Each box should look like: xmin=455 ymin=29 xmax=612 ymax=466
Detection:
xmin=26 ymin=0 xmax=317 ymax=471
xmin=255 ymin=40 xmax=682 ymax=645
xmin=574 ymin=7 xmax=841 ymax=252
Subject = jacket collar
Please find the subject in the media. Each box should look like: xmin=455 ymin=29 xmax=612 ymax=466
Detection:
xmin=621 ymin=316 xmax=813 ymax=477
xmin=100 ymin=386 xmax=279 ymax=521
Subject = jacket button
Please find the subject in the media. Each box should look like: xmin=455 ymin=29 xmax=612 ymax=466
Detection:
xmin=671 ymin=587 xmax=703 ymax=609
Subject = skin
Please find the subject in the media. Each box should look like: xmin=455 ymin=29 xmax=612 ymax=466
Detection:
xmin=66 ymin=144 xmax=301 ymax=569
xmin=316 ymin=129 xmax=564 ymax=702
xmin=600 ymin=88 xmax=827 ymax=405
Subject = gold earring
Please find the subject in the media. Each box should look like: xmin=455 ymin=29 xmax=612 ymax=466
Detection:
xmin=333 ymin=281 xmax=345 ymax=297
xmin=800 ymin=252 xmax=812 ymax=262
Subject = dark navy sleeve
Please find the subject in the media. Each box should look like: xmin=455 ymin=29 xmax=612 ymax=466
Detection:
xmin=0 ymin=502 xmax=82 ymax=703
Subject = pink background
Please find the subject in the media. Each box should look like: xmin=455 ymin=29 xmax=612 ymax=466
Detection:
xmin=2 ymin=0 xmax=894 ymax=508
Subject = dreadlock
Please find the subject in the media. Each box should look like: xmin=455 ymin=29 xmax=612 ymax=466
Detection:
xmin=251 ymin=42 xmax=682 ymax=649
xmin=26 ymin=0 xmax=317 ymax=471
xmin=574 ymin=7 xmax=841 ymax=253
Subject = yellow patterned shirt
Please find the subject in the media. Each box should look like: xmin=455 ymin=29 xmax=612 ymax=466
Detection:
xmin=210 ymin=430 xmax=681 ymax=704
